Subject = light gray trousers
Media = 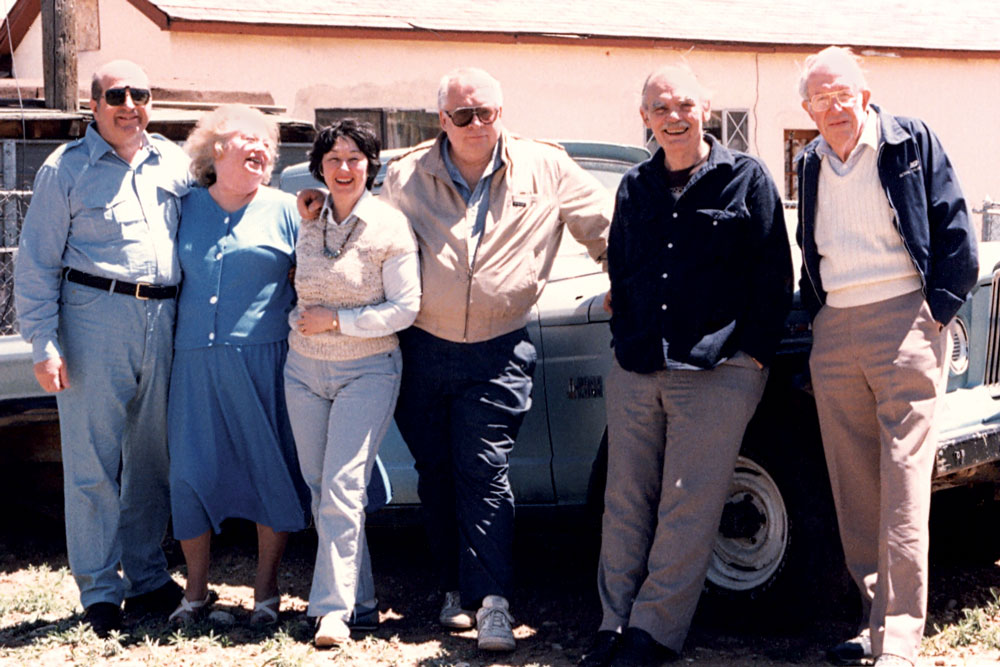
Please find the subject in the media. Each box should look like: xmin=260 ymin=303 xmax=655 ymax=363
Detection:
xmin=598 ymin=353 xmax=767 ymax=651
xmin=284 ymin=347 xmax=402 ymax=619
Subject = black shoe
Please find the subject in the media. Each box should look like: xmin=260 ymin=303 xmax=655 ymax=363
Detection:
xmin=84 ymin=602 xmax=122 ymax=638
xmin=123 ymin=579 xmax=184 ymax=619
xmin=609 ymin=627 xmax=679 ymax=667
xmin=579 ymin=630 xmax=622 ymax=667
xmin=827 ymin=632 xmax=872 ymax=665
xmin=347 ymin=605 xmax=380 ymax=632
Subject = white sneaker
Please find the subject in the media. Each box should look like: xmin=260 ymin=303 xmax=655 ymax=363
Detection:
xmin=314 ymin=613 xmax=351 ymax=647
xmin=439 ymin=590 xmax=476 ymax=629
xmin=476 ymin=595 xmax=515 ymax=652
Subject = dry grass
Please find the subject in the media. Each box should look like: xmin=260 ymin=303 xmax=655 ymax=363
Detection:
xmin=1 ymin=512 xmax=1000 ymax=666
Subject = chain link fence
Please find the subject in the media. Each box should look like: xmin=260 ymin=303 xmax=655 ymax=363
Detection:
xmin=0 ymin=189 xmax=32 ymax=336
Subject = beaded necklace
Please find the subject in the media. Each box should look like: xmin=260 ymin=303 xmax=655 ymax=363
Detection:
xmin=322 ymin=215 xmax=358 ymax=260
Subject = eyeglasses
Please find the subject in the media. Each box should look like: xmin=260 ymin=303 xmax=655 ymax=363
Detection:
xmin=808 ymin=89 xmax=857 ymax=112
xmin=103 ymin=86 xmax=151 ymax=107
xmin=444 ymin=106 xmax=499 ymax=128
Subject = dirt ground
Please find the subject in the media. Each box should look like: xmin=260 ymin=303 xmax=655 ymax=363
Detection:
xmin=2 ymin=495 xmax=1000 ymax=667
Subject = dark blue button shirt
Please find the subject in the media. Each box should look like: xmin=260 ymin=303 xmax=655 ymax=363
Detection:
xmin=608 ymin=135 xmax=792 ymax=373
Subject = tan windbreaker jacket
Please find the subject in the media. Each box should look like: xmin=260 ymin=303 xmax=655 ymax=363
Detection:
xmin=381 ymin=131 xmax=611 ymax=343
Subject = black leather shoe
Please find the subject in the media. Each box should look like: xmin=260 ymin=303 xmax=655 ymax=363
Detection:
xmin=84 ymin=602 xmax=122 ymax=638
xmin=827 ymin=632 xmax=872 ymax=665
xmin=609 ymin=627 xmax=679 ymax=667
xmin=347 ymin=605 xmax=380 ymax=632
xmin=579 ymin=630 xmax=622 ymax=667
xmin=124 ymin=579 xmax=184 ymax=619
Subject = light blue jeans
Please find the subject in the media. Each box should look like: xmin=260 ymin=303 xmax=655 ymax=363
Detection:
xmin=284 ymin=346 xmax=401 ymax=619
xmin=55 ymin=281 xmax=175 ymax=609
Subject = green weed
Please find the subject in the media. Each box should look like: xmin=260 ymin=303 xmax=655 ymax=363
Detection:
xmin=926 ymin=587 xmax=1000 ymax=652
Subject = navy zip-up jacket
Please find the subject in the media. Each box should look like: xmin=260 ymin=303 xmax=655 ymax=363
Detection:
xmin=608 ymin=135 xmax=793 ymax=374
xmin=795 ymin=104 xmax=978 ymax=324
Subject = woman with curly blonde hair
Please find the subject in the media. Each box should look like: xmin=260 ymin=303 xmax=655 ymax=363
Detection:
xmin=167 ymin=104 xmax=309 ymax=626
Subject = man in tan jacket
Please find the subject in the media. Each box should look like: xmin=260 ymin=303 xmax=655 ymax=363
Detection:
xmin=384 ymin=67 xmax=611 ymax=652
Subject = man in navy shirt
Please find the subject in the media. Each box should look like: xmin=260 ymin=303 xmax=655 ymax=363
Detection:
xmin=581 ymin=63 xmax=791 ymax=667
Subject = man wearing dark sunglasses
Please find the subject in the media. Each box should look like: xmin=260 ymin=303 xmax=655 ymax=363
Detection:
xmin=384 ymin=67 xmax=611 ymax=652
xmin=14 ymin=59 xmax=190 ymax=637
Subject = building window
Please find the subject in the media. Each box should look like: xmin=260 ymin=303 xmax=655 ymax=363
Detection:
xmin=709 ymin=110 xmax=749 ymax=152
xmin=315 ymin=108 xmax=439 ymax=149
xmin=784 ymin=129 xmax=820 ymax=200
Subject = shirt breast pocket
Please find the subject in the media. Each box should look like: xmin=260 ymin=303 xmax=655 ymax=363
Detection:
xmin=695 ymin=206 xmax=750 ymax=260
xmin=75 ymin=189 xmax=146 ymax=243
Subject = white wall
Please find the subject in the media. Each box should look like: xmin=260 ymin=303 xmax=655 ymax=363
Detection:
xmin=12 ymin=0 xmax=1000 ymax=228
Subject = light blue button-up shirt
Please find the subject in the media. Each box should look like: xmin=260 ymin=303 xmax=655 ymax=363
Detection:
xmin=441 ymin=135 xmax=504 ymax=266
xmin=173 ymin=186 xmax=298 ymax=351
xmin=14 ymin=123 xmax=191 ymax=361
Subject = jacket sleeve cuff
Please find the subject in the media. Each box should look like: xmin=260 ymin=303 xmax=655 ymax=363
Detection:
xmin=32 ymin=337 xmax=62 ymax=364
xmin=927 ymin=288 xmax=966 ymax=326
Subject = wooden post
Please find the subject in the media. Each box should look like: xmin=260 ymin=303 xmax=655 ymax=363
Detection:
xmin=41 ymin=0 xmax=78 ymax=112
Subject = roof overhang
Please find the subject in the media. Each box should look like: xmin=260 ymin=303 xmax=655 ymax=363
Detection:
xmin=3 ymin=0 xmax=1000 ymax=59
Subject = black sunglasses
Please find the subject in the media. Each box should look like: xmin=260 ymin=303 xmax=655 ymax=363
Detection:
xmin=444 ymin=106 xmax=499 ymax=128
xmin=103 ymin=86 xmax=151 ymax=107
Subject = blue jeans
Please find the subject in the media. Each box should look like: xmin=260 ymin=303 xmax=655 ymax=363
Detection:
xmin=395 ymin=327 xmax=536 ymax=609
xmin=284 ymin=347 xmax=401 ymax=619
xmin=55 ymin=281 xmax=175 ymax=608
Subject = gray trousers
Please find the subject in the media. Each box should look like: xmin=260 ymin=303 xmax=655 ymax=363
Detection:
xmin=56 ymin=281 xmax=175 ymax=609
xmin=598 ymin=354 xmax=767 ymax=651
xmin=284 ymin=347 xmax=402 ymax=619
xmin=810 ymin=290 xmax=947 ymax=661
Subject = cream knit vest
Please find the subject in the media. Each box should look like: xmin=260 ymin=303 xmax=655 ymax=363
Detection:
xmin=815 ymin=147 xmax=921 ymax=308
xmin=289 ymin=197 xmax=413 ymax=361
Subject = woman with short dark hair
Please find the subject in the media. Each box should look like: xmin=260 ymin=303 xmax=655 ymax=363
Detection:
xmin=284 ymin=119 xmax=420 ymax=647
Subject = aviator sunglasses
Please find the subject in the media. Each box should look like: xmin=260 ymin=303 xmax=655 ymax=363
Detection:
xmin=103 ymin=86 xmax=151 ymax=106
xmin=444 ymin=106 xmax=499 ymax=127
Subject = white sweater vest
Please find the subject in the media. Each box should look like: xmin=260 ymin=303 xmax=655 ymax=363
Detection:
xmin=814 ymin=147 xmax=921 ymax=308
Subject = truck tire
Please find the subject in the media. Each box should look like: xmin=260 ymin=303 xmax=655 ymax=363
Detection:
xmin=701 ymin=405 xmax=851 ymax=626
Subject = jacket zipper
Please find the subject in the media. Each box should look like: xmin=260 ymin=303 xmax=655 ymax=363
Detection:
xmin=801 ymin=153 xmax=824 ymax=307
xmin=462 ymin=189 xmax=486 ymax=342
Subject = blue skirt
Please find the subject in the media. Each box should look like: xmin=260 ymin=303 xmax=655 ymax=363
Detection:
xmin=168 ymin=341 xmax=311 ymax=539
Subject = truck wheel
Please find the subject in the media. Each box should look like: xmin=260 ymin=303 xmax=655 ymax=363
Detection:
xmin=707 ymin=454 xmax=788 ymax=594
xmin=701 ymin=411 xmax=851 ymax=625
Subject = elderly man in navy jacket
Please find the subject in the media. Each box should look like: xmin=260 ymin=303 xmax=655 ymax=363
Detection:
xmin=796 ymin=47 xmax=977 ymax=667
xmin=581 ymin=63 xmax=791 ymax=667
